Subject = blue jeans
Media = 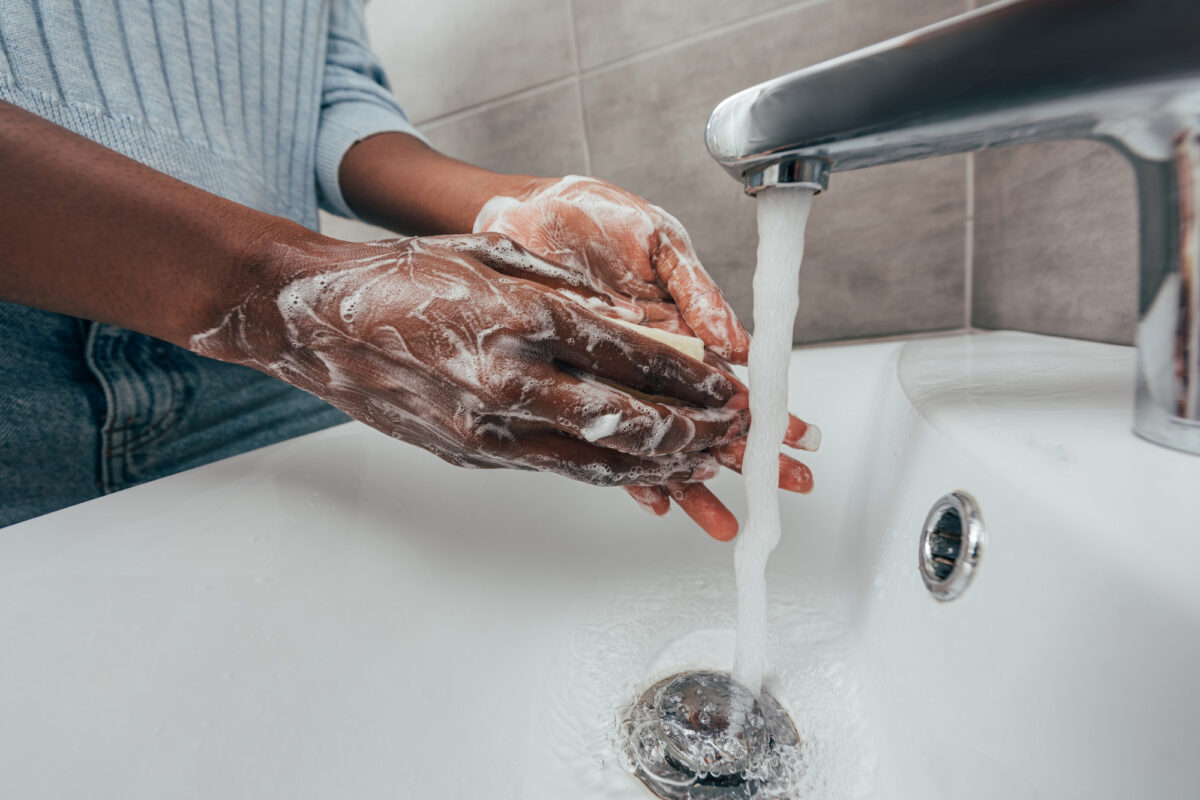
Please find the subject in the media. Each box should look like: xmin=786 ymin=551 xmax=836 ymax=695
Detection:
xmin=0 ymin=301 xmax=349 ymax=527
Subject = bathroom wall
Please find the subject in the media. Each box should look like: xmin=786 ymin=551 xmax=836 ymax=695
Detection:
xmin=322 ymin=0 xmax=1140 ymax=347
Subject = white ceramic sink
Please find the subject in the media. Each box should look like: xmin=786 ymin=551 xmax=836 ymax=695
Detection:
xmin=3 ymin=331 xmax=1198 ymax=798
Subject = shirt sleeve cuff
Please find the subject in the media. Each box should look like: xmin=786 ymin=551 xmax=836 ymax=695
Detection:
xmin=315 ymin=100 xmax=431 ymax=219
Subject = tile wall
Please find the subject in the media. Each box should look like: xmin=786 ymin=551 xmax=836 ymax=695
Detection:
xmin=322 ymin=0 xmax=1141 ymax=346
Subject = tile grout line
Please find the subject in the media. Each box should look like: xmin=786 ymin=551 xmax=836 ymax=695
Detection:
xmin=575 ymin=84 xmax=594 ymax=176
xmin=578 ymin=0 xmax=834 ymax=79
xmin=964 ymin=151 xmax=976 ymax=331
xmin=415 ymin=0 xmax=835 ymax=134
xmin=563 ymin=0 xmax=593 ymax=175
xmin=415 ymin=75 xmax=576 ymax=130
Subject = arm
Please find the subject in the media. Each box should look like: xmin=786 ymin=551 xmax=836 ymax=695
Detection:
xmin=339 ymin=131 xmax=535 ymax=236
xmin=0 ymin=98 xmax=295 ymax=347
xmin=314 ymin=0 xmax=536 ymax=236
xmin=0 ymin=99 xmax=744 ymax=491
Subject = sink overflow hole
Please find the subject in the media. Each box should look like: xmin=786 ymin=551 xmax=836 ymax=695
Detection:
xmin=919 ymin=491 xmax=985 ymax=602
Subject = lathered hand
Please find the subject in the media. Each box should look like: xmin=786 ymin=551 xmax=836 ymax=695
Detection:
xmin=474 ymin=175 xmax=752 ymax=362
xmin=190 ymin=233 xmax=749 ymax=486
xmin=474 ymin=176 xmax=820 ymax=540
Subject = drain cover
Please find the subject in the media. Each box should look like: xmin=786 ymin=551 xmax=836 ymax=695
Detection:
xmin=621 ymin=671 xmax=802 ymax=799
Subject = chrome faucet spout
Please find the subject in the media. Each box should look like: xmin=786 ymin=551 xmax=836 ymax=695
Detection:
xmin=743 ymin=157 xmax=830 ymax=196
xmin=706 ymin=0 xmax=1200 ymax=455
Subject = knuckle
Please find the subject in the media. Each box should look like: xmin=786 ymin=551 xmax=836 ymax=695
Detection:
xmin=569 ymin=459 xmax=626 ymax=487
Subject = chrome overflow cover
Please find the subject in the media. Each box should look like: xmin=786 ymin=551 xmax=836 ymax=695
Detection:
xmin=621 ymin=670 xmax=802 ymax=799
xmin=919 ymin=490 xmax=986 ymax=602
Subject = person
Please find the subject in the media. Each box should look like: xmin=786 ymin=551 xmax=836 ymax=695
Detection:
xmin=0 ymin=0 xmax=815 ymax=536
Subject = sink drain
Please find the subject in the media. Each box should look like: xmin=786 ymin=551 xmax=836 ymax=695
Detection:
xmin=919 ymin=490 xmax=985 ymax=601
xmin=620 ymin=671 xmax=802 ymax=799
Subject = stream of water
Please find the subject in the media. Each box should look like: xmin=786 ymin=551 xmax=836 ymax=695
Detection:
xmin=732 ymin=187 xmax=816 ymax=695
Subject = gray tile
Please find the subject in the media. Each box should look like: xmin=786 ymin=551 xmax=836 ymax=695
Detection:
xmin=572 ymin=0 xmax=799 ymax=70
xmin=972 ymin=141 xmax=1138 ymax=345
xmin=422 ymin=83 xmax=588 ymax=176
xmin=793 ymin=158 xmax=966 ymax=342
xmin=364 ymin=0 xmax=576 ymax=124
xmin=318 ymin=84 xmax=588 ymax=243
xmin=582 ymin=0 xmax=967 ymax=342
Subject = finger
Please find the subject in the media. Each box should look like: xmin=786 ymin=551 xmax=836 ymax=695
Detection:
xmin=441 ymin=232 xmax=594 ymax=292
xmin=633 ymin=299 xmax=693 ymax=337
xmin=548 ymin=299 xmax=741 ymax=408
xmin=784 ymin=415 xmax=822 ymax=451
xmin=444 ymin=232 xmax=644 ymax=321
xmin=521 ymin=365 xmax=746 ymax=456
xmin=493 ymin=427 xmax=720 ymax=488
xmin=702 ymin=356 xmax=817 ymax=443
xmin=703 ymin=350 xmax=736 ymax=373
xmin=652 ymin=225 xmax=752 ymax=364
xmin=666 ymin=482 xmax=739 ymax=541
xmin=624 ymin=485 xmax=670 ymax=516
xmin=713 ymin=439 xmax=814 ymax=494
xmin=735 ymin=406 xmax=824 ymax=451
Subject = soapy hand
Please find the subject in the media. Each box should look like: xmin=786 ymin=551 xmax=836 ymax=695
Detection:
xmin=474 ymin=175 xmax=752 ymax=362
xmin=189 ymin=232 xmax=751 ymax=486
xmin=473 ymin=176 xmax=819 ymax=540
xmin=624 ymin=373 xmax=819 ymax=540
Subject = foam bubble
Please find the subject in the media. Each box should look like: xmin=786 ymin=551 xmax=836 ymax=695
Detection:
xmin=581 ymin=412 xmax=622 ymax=443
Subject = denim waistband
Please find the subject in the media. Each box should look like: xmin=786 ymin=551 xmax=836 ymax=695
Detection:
xmin=0 ymin=302 xmax=347 ymax=527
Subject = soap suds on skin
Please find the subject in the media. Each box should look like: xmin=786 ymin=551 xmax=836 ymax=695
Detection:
xmin=189 ymin=234 xmax=743 ymax=488
xmin=581 ymin=412 xmax=622 ymax=443
xmin=474 ymin=176 xmax=750 ymax=361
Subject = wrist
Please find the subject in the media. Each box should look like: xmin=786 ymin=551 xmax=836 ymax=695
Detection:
xmin=182 ymin=213 xmax=329 ymax=357
xmin=339 ymin=132 xmax=546 ymax=235
xmin=467 ymin=174 xmax=546 ymax=231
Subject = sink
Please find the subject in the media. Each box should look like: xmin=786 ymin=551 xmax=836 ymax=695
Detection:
xmin=2 ymin=331 xmax=1197 ymax=798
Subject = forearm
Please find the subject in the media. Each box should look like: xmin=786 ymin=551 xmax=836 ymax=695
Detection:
xmin=0 ymin=100 xmax=317 ymax=347
xmin=338 ymin=132 xmax=539 ymax=236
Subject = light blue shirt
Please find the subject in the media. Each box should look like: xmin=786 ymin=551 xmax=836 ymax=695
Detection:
xmin=0 ymin=0 xmax=422 ymax=525
xmin=0 ymin=0 xmax=424 ymax=224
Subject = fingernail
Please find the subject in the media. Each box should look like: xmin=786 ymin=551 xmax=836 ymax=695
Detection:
xmin=797 ymin=423 xmax=822 ymax=451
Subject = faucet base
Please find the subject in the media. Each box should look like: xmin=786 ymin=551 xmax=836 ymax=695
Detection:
xmin=1134 ymin=377 xmax=1200 ymax=455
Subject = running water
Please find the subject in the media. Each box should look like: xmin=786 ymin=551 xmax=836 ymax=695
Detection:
xmin=732 ymin=187 xmax=816 ymax=695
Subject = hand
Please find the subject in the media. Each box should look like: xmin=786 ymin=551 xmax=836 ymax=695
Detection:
xmin=189 ymin=232 xmax=751 ymax=486
xmin=474 ymin=175 xmax=752 ymax=361
xmin=472 ymin=176 xmax=819 ymax=540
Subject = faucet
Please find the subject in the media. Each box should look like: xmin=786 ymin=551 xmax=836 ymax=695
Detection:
xmin=706 ymin=0 xmax=1200 ymax=456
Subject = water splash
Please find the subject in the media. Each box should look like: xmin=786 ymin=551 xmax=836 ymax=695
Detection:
xmin=524 ymin=569 xmax=876 ymax=799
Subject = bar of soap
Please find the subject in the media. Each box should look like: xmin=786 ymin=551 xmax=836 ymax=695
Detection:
xmin=610 ymin=318 xmax=707 ymax=362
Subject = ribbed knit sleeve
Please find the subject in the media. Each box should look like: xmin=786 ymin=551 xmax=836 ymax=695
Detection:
xmin=315 ymin=0 xmax=427 ymax=219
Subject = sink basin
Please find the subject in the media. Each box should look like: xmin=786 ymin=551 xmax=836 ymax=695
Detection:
xmin=2 ymin=331 xmax=1197 ymax=798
